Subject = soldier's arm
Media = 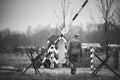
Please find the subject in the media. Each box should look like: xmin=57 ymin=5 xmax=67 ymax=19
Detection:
xmin=67 ymin=42 xmax=71 ymax=57
xmin=80 ymin=43 xmax=82 ymax=58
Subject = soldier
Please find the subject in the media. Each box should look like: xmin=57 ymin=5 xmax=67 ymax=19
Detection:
xmin=67 ymin=34 xmax=82 ymax=75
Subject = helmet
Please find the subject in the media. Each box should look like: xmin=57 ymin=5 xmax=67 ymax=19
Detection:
xmin=74 ymin=34 xmax=80 ymax=38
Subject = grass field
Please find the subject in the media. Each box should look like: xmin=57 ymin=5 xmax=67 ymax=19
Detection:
xmin=0 ymin=70 xmax=120 ymax=80
xmin=0 ymin=52 xmax=120 ymax=80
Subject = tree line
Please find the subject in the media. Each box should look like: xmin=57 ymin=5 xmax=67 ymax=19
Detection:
xmin=0 ymin=22 xmax=120 ymax=53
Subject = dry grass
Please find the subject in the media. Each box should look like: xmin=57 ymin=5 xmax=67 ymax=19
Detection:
xmin=0 ymin=71 xmax=119 ymax=80
xmin=0 ymin=53 xmax=30 ymax=68
xmin=0 ymin=52 xmax=120 ymax=80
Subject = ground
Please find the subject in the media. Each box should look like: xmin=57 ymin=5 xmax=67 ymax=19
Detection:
xmin=0 ymin=53 xmax=120 ymax=80
xmin=0 ymin=68 xmax=120 ymax=80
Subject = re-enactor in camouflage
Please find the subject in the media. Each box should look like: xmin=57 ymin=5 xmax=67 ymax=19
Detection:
xmin=67 ymin=34 xmax=82 ymax=75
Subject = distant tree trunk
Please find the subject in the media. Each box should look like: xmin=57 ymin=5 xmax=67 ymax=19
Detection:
xmin=104 ymin=19 xmax=109 ymax=58
xmin=113 ymin=48 xmax=119 ymax=70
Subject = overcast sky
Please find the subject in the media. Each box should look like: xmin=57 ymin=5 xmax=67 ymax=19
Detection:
xmin=0 ymin=0 xmax=99 ymax=32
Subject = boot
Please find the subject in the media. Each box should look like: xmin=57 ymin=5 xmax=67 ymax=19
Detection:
xmin=70 ymin=63 xmax=77 ymax=75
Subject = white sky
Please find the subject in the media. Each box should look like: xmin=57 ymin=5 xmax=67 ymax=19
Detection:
xmin=0 ymin=0 xmax=100 ymax=32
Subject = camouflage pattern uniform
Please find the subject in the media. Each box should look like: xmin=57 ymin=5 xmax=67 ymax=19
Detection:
xmin=67 ymin=34 xmax=82 ymax=75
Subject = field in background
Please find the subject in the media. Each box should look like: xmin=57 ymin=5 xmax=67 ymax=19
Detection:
xmin=0 ymin=51 xmax=118 ymax=69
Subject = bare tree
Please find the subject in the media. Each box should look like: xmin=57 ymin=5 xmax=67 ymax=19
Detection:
xmin=61 ymin=0 xmax=71 ymax=29
xmin=95 ymin=0 xmax=119 ymax=58
xmin=53 ymin=0 xmax=71 ymax=32
xmin=114 ymin=5 xmax=120 ymax=24
xmin=26 ymin=25 xmax=32 ymax=36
